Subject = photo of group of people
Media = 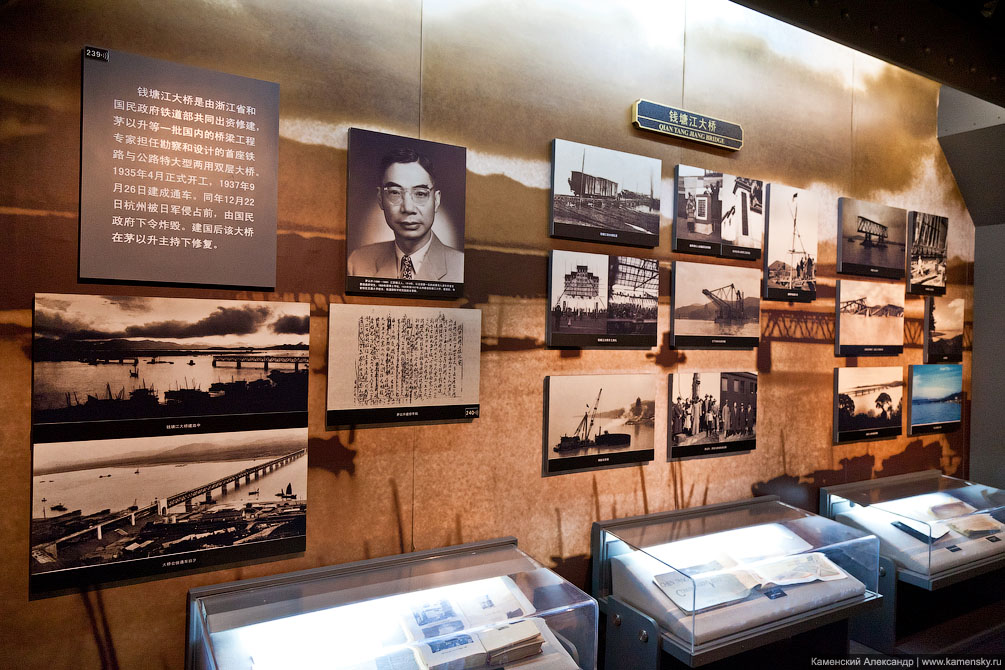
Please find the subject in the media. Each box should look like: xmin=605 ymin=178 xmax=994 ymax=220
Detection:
xmin=669 ymin=371 xmax=757 ymax=458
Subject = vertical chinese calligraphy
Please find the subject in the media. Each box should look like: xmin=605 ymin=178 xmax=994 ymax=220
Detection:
xmin=80 ymin=48 xmax=279 ymax=287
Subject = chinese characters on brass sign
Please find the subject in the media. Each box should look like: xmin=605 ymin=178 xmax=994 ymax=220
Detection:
xmin=79 ymin=47 xmax=279 ymax=288
xmin=632 ymin=99 xmax=742 ymax=151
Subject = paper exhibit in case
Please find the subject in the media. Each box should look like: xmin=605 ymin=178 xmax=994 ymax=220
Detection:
xmin=327 ymin=303 xmax=481 ymax=426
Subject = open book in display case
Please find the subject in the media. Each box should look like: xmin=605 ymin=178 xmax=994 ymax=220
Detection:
xmin=820 ymin=471 xmax=1005 ymax=654
xmin=186 ymin=538 xmax=597 ymax=670
xmin=591 ymin=496 xmax=881 ymax=668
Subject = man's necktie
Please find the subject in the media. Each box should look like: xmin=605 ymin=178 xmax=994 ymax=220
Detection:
xmin=400 ymin=255 xmax=414 ymax=279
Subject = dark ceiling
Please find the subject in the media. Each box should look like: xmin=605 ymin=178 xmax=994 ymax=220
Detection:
xmin=731 ymin=0 xmax=1005 ymax=107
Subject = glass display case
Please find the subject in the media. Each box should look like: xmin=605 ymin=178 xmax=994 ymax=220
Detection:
xmin=591 ymin=496 xmax=881 ymax=667
xmin=820 ymin=471 xmax=1005 ymax=654
xmin=821 ymin=470 xmax=1005 ymax=583
xmin=187 ymin=538 xmax=598 ymax=670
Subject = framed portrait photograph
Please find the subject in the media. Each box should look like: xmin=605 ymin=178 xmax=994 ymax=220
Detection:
xmin=833 ymin=366 xmax=904 ymax=444
xmin=30 ymin=426 xmax=306 ymax=596
xmin=670 ymin=261 xmax=760 ymax=349
xmin=32 ymin=293 xmax=309 ymax=443
xmin=674 ymin=165 xmax=763 ymax=260
xmin=763 ymin=183 xmax=819 ymax=302
xmin=550 ymin=139 xmax=661 ymax=247
xmin=547 ymin=250 xmax=658 ymax=348
xmin=907 ymin=211 xmax=949 ymax=295
xmin=835 ymin=280 xmax=905 ymax=356
xmin=836 ymin=197 xmax=907 ymax=279
xmin=544 ymin=374 xmax=656 ymax=475
xmin=327 ymin=303 xmax=481 ymax=427
xmin=668 ymin=371 xmax=757 ymax=459
xmin=346 ymin=128 xmax=466 ymax=299
xmin=924 ymin=295 xmax=964 ymax=363
xmin=908 ymin=364 xmax=962 ymax=436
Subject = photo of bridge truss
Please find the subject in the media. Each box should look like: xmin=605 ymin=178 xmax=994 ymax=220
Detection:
xmin=29 ymin=427 xmax=307 ymax=595
xmin=835 ymin=280 xmax=905 ymax=356
xmin=837 ymin=197 xmax=907 ymax=279
xmin=32 ymin=293 xmax=309 ymax=443
xmin=671 ymin=261 xmax=760 ymax=348
xmin=674 ymin=164 xmax=764 ymax=260
xmin=764 ymin=183 xmax=819 ymax=302
xmin=834 ymin=366 xmax=904 ymax=443
xmin=907 ymin=210 xmax=949 ymax=295
xmin=548 ymin=250 xmax=658 ymax=348
xmin=550 ymin=139 xmax=661 ymax=247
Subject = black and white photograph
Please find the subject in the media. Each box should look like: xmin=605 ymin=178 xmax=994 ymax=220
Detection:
xmin=836 ymin=197 xmax=907 ymax=279
xmin=32 ymin=294 xmax=309 ymax=443
xmin=834 ymin=366 xmax=904 ymax=443
xmin=544 ymin=374 xmax=656 ymax=475
xmin=669 ymin=371 xmax=757 ymax=458
xmin=550 ymin=139 xmax=661 ymax=247
xmin=835 ymin=280 xmax=905 ymax=356
xmin=907 ymin=211 xmax=949 ymax=295
xmin=924 ymin=295 xmax=964 ymax=363
xmin=327 ymin=304 xmax=481 ymax=427
xmin=908 ymin=364 xmax=963 ymax=436
xmin=547 ymin=250 xmax=658 ymax=348
xmin=671 ymin=261 xmax=760 ymax=348
xmin=763 ymin=183 xmax=819 ymax=302
xmin=346 ymin=128 xmax=466 ymax=299
xmin=674 ymin=165 xmax=763 ymax=260
xmin=30 ymin=427 xmax=306 ymax=595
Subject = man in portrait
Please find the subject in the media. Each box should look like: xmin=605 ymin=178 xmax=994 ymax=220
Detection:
xmin=347 ymin=147 xmax=464 ymax=282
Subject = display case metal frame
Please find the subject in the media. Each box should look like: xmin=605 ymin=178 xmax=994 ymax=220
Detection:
xmin=186 ymin=537 xmax=524 ymax=670
xmin=820 ymin=470 xmax=1005 ymax=654
xmin=591 ymin=496 xmax=881 ymax=668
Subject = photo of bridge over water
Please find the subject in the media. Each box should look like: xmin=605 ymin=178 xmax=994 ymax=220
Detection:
xmin=834 ymin=366 xmax=904 ymax=443
xmin=835 ymin=279 xmax=905 ymax=356
xmin=30 ymin=427 xmax=306 ymax=594
xmin=837 ymin=197 xmax=907 ymax=279
xmin=32 ymin=294 xmax=309 ymax=442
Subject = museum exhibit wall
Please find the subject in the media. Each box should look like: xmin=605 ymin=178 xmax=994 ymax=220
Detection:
xmin=971 ymin=223 xmax=1003 ymax=490
xmin=0 ymin=0 xmax=975 ymax=667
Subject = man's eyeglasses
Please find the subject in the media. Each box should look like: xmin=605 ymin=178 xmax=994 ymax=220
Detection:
xmin=382 ymin=185 xmax=434 ymax=206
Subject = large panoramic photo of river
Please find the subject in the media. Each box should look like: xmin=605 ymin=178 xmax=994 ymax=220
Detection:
xmin=32 ymin=294 xmax=309 ymax=442
xmin=30 ymin=427 xmax=307 ymax=594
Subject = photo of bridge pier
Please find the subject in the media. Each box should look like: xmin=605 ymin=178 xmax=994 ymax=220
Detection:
xmin=29 ymin=427 xmax=307 ymax=594
xmin=550 ymin=139 xmax=661 ymax=247
xmin=32 ymin=294 xmax=309 ymax=442
xmin=835 ymin=279 xmax=905 ymax=356
xmin=834 ymin=366 xmax=904 ymax=443
xmin=671 ymin=261 xmax=760 ymax=348
xmin=837 ymin=197 xmax=907 ymax=279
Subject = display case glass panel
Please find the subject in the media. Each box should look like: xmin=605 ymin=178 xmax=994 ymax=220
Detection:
xmin=822 ymin=472 xmax=1005 ymax=577
xmin=188 ymin=540 xmax=597 ymax=670
xmin=594 ymin=499 xmax=879 ymax=653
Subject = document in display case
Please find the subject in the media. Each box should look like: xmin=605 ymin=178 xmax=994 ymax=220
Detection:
xmin=186 ymin=538 xmax=597 ymax=670
xmin=821 ymin=471 xmax=1005 ymax=583
xmin=591 ymin=496 xmax=881 ymax=667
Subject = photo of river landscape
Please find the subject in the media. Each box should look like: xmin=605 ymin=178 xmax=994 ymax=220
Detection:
xmin=32 ymin=294 xmax=309 ymax=440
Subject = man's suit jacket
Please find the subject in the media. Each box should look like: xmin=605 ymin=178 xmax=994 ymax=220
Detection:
xmin=347 ymin=233 xmax=464 ymax=282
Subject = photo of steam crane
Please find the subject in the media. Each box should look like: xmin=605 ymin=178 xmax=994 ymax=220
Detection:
xmin=550 ymin=139 xmax=661 ymax=247
xmin=548 ymin=250 xmax=658 ymax=347
xmin=837 ymin=197 xmax=907 ymax=279
xmin=545 ymin=374 xmax=656 ymax=474
xmin=907 ymin=211 xmax=949 ymax=295
xmin=835 ymin=279 xmax=905 ymax=356
xmin=765 ymin=183 xmax=819 ymax=301
xmin=671 ymin=261 xmax=760 ymax=348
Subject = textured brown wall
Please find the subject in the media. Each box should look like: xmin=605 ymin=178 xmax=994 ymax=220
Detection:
xmin=0 ymin=1 xmax=974 ymax=668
